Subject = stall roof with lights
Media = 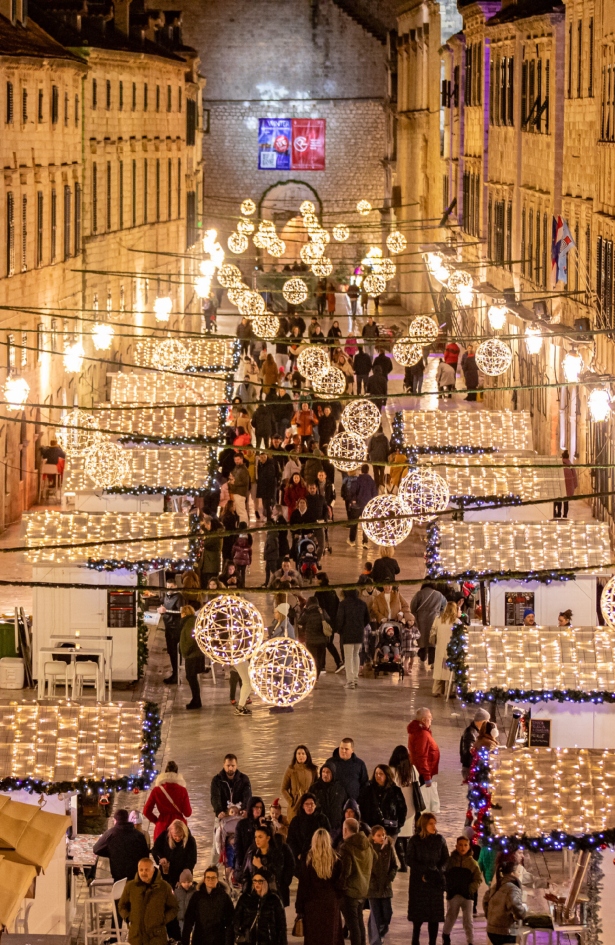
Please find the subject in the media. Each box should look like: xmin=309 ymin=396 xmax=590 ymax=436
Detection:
xmin=397 ymin=409 xmax=533 ymax=452
xmin=133 ymin=337 xmax=239 ymax=372
xmin=63 ymin=446 xmax=216 ymax=495
xmin=450 ymin=624 xmax=615 ymax=703
xmin=427 ymin=521 xmax=612 ymax=579
xmin=108 ymin=371 xmax=229 ymax=406
xmin=95 ymin=403 xmax=222 ymax=443
xmin=418 ymin=454 xmax=566 ymax=503
xmin=24 ymin=510 xmax=195 ymax=570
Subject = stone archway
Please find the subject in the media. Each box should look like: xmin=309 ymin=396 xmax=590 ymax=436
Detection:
xmin=258 ymin=181 xmax=322 ymax=267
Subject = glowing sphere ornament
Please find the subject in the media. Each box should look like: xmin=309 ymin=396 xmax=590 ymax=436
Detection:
xmin=588 ymin=387 xmax=612 ymax=422
xmin=300 ymin=242 xmax=325 ymax=265
xmin=195 ymin=277 xmax=212 ymax=299
xmin=361 ymin=494 xmax=413 ymax=546
xmin=408 ymin=316 xmax=439 ymax=346
xmin=312 ymin=258 xmax=333 ymax=278
xmin=237 ymin=291 xmax=266 ymax=317
xmin=63 ymin=341 xmax=85 ymax=373
xmin=363 ymin=274 xmax=386 ymax=297
xmin=488 ymin=305 xmax=508 ymax=331
xmin=227 ymin=285 xmax=250 ymax=306
xmin=249 ymin=637 xmax=316 ymax=707
xmin=240 ymin=199 xmax=256 ymax=216
xmin=456 ymin=285 xmax=474 ymax=307
xmin=310 ymin=228 xmax=330 ymax=245
xmin=228 ymin=232 xmax=249 ymax=254
xmin=313 ymin=366 xmax=347 ymax=398
xmin=267 ymin=237 xmax=286 ymax=258
xmin=601 ymin=577 xmax=615 ymax=628
xmin=302 ymin=212 xmax=319 ymax=229
xmin=475 ymin=339 xmax=513 ymax=376
xmin=387 ymin=231 xmax=407 ymax=254
xmin=398 ymin=469 xmax=450 ymax=523
xmin=4 ymin=376 xmax=29 ymax=411
xmin=153 ymin=296 xmax=172 ymax=322
xmin=357 ymin=200 xmax=372 ymax=216
xmin=297 ymin=345 xmax=330 ymax=380
xmin=525 ymin=326 xmax=543 ymax=354
xmin=237 ymin=218 xmax=255 ymax=235
xmin=392 ymin=338 xmax=424 ymax=367
xmin=194 ymin=594 xmax=265 ymax=664
xmin=152 ymin=339 xmax=190 ymax=372
xmin=91 ymin=323 xmax=115 ymax=351
xmin=448 ymin=270 xmax=473 ymax=294
xmin=341 ymin=399 xmax=381 ymax=438
xmin=327 ymin=431 xmax=368 ymax=472
xmin=375 ymin=258 xmax=396 ymax=281
xmin=563 ymin=350 xmax=584 ymax=383
xmin=58 ymin=408 xmax=101 ymax=453
xmin=425 ymin=252 xmax=445 ymax=274
xmin=300 ymin=200 xmax=316 ymax=216
xmin=333 ymin=224 xmax=350 ymax=242
xmin=253 ymin=231 xmax=268 ymax=249
xmin=282 ymin=278 xmax=308 ymax=305
xmin=252 ymin=314 xmax=280 ymax=341
xmin=217 ymin=263 xmax=243 ymax=288
xmin=84 ymin=441 xmax=131 ymax=489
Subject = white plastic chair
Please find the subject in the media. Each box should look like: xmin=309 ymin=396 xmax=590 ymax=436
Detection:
xmin=73 ymin=660 xmax=106 ymax=701
xmin=85 ymin=878 xmax=127 ymax=945
xmin=39 ymin=463 xmax=60 ymax=502
xmin=39 ymin=660 xmax=73 ymax=698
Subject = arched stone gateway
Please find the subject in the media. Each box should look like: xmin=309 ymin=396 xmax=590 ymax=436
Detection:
xmin=258 ymin=181 xmax=323 ymax=266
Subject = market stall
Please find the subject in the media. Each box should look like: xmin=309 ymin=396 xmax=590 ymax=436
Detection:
xmin=395 ymin=408 xmax=534 ymax=452
xmin=133 ymin=337 xmax=238 ymax=372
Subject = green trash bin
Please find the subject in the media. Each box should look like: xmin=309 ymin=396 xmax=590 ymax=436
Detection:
xmin=0 ymin=622 xmax=17 ymax=659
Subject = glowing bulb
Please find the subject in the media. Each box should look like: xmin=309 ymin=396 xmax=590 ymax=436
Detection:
xmin=153 ymin=296 xmax=172 ymax=322
xmin=237 ymin=218 xmax=255 ymax=236
xmin=387 ymin=231 xmax=407 ymax=254
xmin=241 ymin=199 xmax=256 ymax=216
xmin=64 ymin=341 xmax=85 ymax=373
xmin=563 ymin=351 xmax=583 ymax=383
xmin=425 ymin=252 xmax=444 ymax=274
xmin=525 ymin=326 xmax=543 ymax=354
xmin=357 ymin=200 xmax=372 ymax=216
xmin=588 ymin=388 xmax=612 ymax=422
xmin=91 ymin=323 xmax=115 ymax=351
xmin=488 ymin=305 xmax=508 ymax=331
xmin=228 ymin=232 xmax=249 ymax=254
xmin=300 ymin=200 xmax=316 ymax=216
xmin=333 ymin=224 xmax=349 ymax=241
xmin=4 ymin=376 xmax=29 ymax=411
xmin=195 ymin=276 xmax=212 ymax=298
xmin=456 ymin=285 xmax=474 ymax=307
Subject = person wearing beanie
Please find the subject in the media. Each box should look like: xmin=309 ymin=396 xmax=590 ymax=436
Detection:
xmin=523 ymin=609 xmax=536 ymax=626
xmin=175 ymin=869 xmax=196 ymax=932
xmin=459 ymin=708 xmax=491 ymax=780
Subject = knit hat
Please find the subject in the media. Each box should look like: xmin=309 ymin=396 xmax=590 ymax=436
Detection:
xmin=179 ymin=870 xmax=193 ymax=884
xmin=473 ymin=708 xmax=491 ymax=722
xmin=276 ymin=603 xmax=290 ymax=617
xmin=271 ymin=798 xmax=282 ymax=808
xmin=523 ymin=608 xmax=534 ymax=618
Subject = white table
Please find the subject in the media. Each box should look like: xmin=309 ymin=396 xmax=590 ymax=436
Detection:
xmin=37 ymin=646 xmax=107 ymax=700
xmin=51 ymin=635 xmax=113 ymax=700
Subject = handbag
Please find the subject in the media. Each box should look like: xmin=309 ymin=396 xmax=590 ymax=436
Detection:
xmin=322 ymin=620 xmax=333 ymax=639
xmin=411 ymin=779 xmax=426 ymax=814
xmin=420 ymin=781 xmax=441 ymax=814
xmin=292 ymin=917 xmax=304 ymax=937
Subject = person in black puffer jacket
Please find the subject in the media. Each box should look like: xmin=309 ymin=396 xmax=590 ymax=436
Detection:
xmin=234 ymin=870 xmax=287 ymax=945
xmin=181 ymin=866 xmax=234 ymax=945
xmin=286 ymin=794 xmax=331 ymax=870
xmin=311 ymin=762 xmax=348 ymax=832
xmin=297 ymin=596 xmax=329 ymax=678
xmin=336 ymin=590 xmax=370 ymax=689
xmin=358 ymin=765 xmax=407 ymax=838
xmin=239 ymin=823 xmax=295 ymax=906
xmin=371 ymin=548 xmax=400 ymax=586
xmin=407 ymin=813 xmax=449 ymax=945
xmin=92 ymin=808 xmax=149 ymax=882
xmin=151 ymin=820 xmax=198 ymax=889
xmin=235 ymin=797 xmax=266 ymax=874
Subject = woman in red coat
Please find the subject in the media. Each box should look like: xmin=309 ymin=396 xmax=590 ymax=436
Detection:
xmin=143 ymin=761 xmax=192 ymax=841
xmin=407 ymin=708 xmax=440 ymax=784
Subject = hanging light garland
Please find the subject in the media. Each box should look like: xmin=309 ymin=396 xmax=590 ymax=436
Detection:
xmin=194 ymin=594 xmax=265 ymax=664
xmin=408 ymin=316 xmax=439 ymax=345
xmin=327 ymin=431 xmax=368 ymax=472
xmin=363 ymin=274 xmax=386 ymax=297
xmin=252 ymin=314 xmax=280 ymax=340
xmin=228 ymin=232 xmax=249 ymax=254
xmin=357 ymin=200 xmax=372 ymax=216
xmin=392 ymin=338 xmax=424 ymax=367
xmin=563 ymin=350 xmax=584 ymax=382
xmin=387 ymin=231 xmax=407 ymax=254
xmin=333 ymin=224 xmax=350 ymax=241
xmin=63 ymin=340 xmax=85 ymax=373
xmin=398 ymin=469 xmax=450 ymax=523
xmin=241 ymin=198 xmax=256 ymax=216
xmin=249 ymin=637 xmax=317 ymax=707
xmin=296 ymin=345 xmax=331 ymax=380
xmin=300 ymin=200 xmax=316 ymax=216
xmin=83 ymin=440 xmax=131 ymax=488
xmin=91 ymin=323 xmax=115 ymax=351
xmin=588 ymin=387 xmax=612 ymax=422
xmin=525 ymin=325 xmax=543 ymax=354
xmin=282 ymin=278 xmax=309 ymax=305
xmin=58 ymin=408 xmax=102 ymax=453
xmin=475 ymin=339 xmax=513 ymax=376
xmin=4 ymin=376 xmax=29 ymax=411
xmin=361 ymin=494 xmax=413 ymax=546
xmin=312 ymin=258 xmax=333 ymax=278
xmin=151 ymin=339 xmax=190 ymax=372
xmin=217 ymin=263 xmax=243 ymax=288
xmin=237 ymin=291 xmax=266 ymax=317
xmin=341 ymin=399 xmax=381 ymax=438
xmin=313 ymin=366 xmax=347 ymax=398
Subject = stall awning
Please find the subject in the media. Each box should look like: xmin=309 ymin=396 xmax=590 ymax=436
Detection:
xmin=396 ymin=409 xmax=533 ymax=452
xmin=108 ymin=371 xmax=228 ymax=406
xmin=134 ymin=337 xmax=238 ymax=372
xmin=63 ymin=446 xmax=216 ymax=495
xmin=418 ymin=453 xmax=566 ymax=502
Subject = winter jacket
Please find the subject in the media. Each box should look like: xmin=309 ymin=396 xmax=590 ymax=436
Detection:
xmin=474 ymin=732 xmax=499 ymax=754
xmin=234 ymin=890 xmax=287 ymax=945
xmin=368 ymin=432 xmax=390 ymax=464
xmin=161 ymin=590 xmax=184 ymax=633
xmin=260 ymin=360 xmax=280 ymax=394
xmin=355 ymin=472 xmax=378 ymax=509
xmin=338 ymin=832 xmax=374 ymax=899
xmin=152 ymin=830 xmax=198 ymax=888
xmin=317 ymin=413 xmax=337 ymax=445
xmin=256 ymin=458 xmax=278 ymax=501
xmin=179 ymin=615 xmax=200 ymax=661
xmin=406 ymin=833 xmax=449 ymax=923
xmin=563 ymin=457 xmax=578 ymax=496
xmin=311 ymin=763 xmax=348 ymax=831
xmin=353 ymin=350 xmax=373 ymax=376
xmin=252 ymin=404 xmax=273 ymax=439
xmin=181 ymin=883 xmax=234 ymax=945
xmin=232 ymin=535 xmax=252 ymax=567
xmin=366 ymin=371 xmax=387 ymax=404
xmin=303 ymin=451 xmax=324 ymax=485
xmin=234 ymin=797 xmax=266 ymax=870
xmin=221 ymin=510 xmax=239 ymax=560
xmin=407 ymin=720 xmax=441 ymax=781
xmin=293 ymin=409 xmax=316 ymax=437
xmin=118 ymin=869 xmax=179 ymax=945
xmin=371 ymin=557 xmax=400 ymax=586
xmin=362 ymin=322 xmax=379 ymax=340
xmin=436 ymin=360 xmax=456 ymax=387
xmin=200 ymin=533 xmax=222 ymax=575
xmin=272 ymin=391 xmax=294 ymax=428
xmin=341 ymin=473 xmax=360 ymax=508
xmin=93 ymin=822 xmax=150 ymax=882
xmin=210 ymin=769 xmax=252 ymax=817
xmin=324 ymin=747 xmax=369 ymax=802
xmin=410 ymin=585 xmax=447 ymax=649
xmin=444 ymin=850 xmax=483 ymax=900
xmin=241 ymin=835 xmax=295 ymax=906
xmin=175 ymin=883 xmax=196 ymax=927
xmin=229 ymin=463 xmax=250 ymax=498
xmin=461 ymin=352 xmax=479 ymax=389
xmin=336 ymin=591 xmax=370 ymax=648
xmin=281 ymin=763 xmax=318 ymax=819
xmin=315 ymin=588 xmax=339 ymax=623
xmin=264 ymin=531 xmax=280 ymax=563
xmin=283 ymin=481 xmax=307 ymax=515
xmin=369 ymin=589 xmax=411 ymax=625
xmin=143 ymin=772 xmax=192 ymax=841
xmin=304 ymin=491 xmax=328 ymax=522
xmin=483 ymin=876 xmax=528 ymax=936
xmin=358 ymin=780 xmax=407 ymax=836
xmin=444 ymin=342 xmax=460 ymax=366
xmin=368 ymin=837 xmax=398 ymax=898
xmin=372 ymin=352 xmax=392 ymax=377
xmin=459 ymin=722 xmax=482 ymax=769
xmin=286 ymin=809 xmax=331 ymax=864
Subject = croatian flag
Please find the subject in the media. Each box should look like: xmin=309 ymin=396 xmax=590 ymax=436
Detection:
xmin=552 ymin=215 xmax=576 ymax=284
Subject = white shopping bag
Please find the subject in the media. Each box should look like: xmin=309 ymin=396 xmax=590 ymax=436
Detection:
xmin=421 ymin=781 xmax=441 ymax=813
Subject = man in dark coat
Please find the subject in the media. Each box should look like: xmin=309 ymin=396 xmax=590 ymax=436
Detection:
xmin=459 ymin=707 xmax=491 ymax=779
xmin=251 ymin=402 xmax=273 ymax=448
xmin=181 ymin=866 xmax=234 ymax=945
xmin=366 ymin=364 xmax=387 ymax=410
xmin=93 ymin=808 xmax=149 ymax=881
xmin=461 ymin=345 xmax=479 ymax=401
xmin=118 ymin=859 xmax=178 ymax=945
xmin=311 ymin=762 xmax=348 ymax=831
xmin=256 ymin=453 xmax=279 ymax=522
xmin=272 ymin=386 xmax=294 ymax=437
xmin=317 ymin=405 xmax=337 ymax=448
xmin=158 ymin=572 xmax=184 ymax=685
xmin=368 ymin=428 xmax=390 ymax=490
xmin=353 ymin=347 xmax=373 ymax=395
xmin=353 ymin=464 xmax=378 ymax=547
xmin=335 ymin=592 xmax=370 ymax=689
xmin=372 ymin=349 xmax=393 ymax=379
xmin=325 ymin=738 xmax=369 ymax=800
xmin=304 ymin=482 xmax=329 ymax=557
xmin=210 ymin=754 xmax=252 ymax=818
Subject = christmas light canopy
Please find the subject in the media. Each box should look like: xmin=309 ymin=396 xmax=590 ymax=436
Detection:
xmin=362 ymin=494 xmax=413 ymax=546
xmin=488 ymin=305 xmax=508 ymax=331
xmin=392 ymin=338 xmax=424 ymax=367
xmin=153 ymin=296 xmax=173 ymax=322
xmin=252 ymin=314 xmax=280 ymax=341
xmin=363 ymin=273 xmax=386 ymax=297
xmin=282 ymin=278 xmax=309 ymax=305
xmin=341 ymin=399 xmax=381 ymax=438
xmin=151 ymin=339 xmax=190 ymax=372
xmin=357 ymin=200 xmax=372 ymax=216
xmin=387 ymin=231 xmax=407 ymax=254
xmin=475 ymin=339 xmax=513 ymax=376
xmin=57 ymin=408 xmax=102 ymax=453
xmin=296 ymin=345 xmax=331 ymax=380
xmin=241 ymin=199 xmax=256 ymax=216
xmin=563 ymin=350 xmax=584 ymax=382
xmin=333 ymin=224 xmax=350 ymax=242
xmin=4 ymin=376 xmax=29 ymax=411
xmin=91 ymin=322 xmax=115 ymax=351
xmin=313 ymin=365 xmax=347 ymax=398
xmin=525 ymin=325 xmax=543 ymax=354
xmin=408 ymin=316 xmax=439 ymax=346
xmin=194 ymin=594 xmax=265 ymax=665
xmin=398 ymin=469 xmax=450 ymax=523
xmin=398 ymin=408 xmax=534 ymax=451
xmin=228 ymin=232 xmax=249 ymax=254
xmin=249 ymin=637 xmax=317 ymax=707
xmin=83 ymin=440 xmax=131 ymax=489
xmin=63 ymin=341 xmax=85 ymax=374
xmin=327 ymin=431 xmax=368 ymax=472
xmin=217 ymin=263 xmax=243 ymax=289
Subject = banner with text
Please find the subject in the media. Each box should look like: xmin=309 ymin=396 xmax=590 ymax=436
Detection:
xmin=258 ymin=118 xmax=326 ymax=171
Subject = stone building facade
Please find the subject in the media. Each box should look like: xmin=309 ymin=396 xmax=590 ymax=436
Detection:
xmin=0 ymin=0 xmax=203 ymax=528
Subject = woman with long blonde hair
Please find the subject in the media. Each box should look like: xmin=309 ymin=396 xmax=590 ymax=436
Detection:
xmin=295 ymin=827 xmax=343 ymax=944
xmin=431 ymin=600 xmax=461 ymax=697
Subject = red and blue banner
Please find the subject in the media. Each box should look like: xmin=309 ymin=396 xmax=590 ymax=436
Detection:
xmin=258 ymin=118 xmax=326 ymax=171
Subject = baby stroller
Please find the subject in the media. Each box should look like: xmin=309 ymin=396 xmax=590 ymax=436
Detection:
xmin=296 ymin=535 xmax=320 ymax=583
xmin=374 ymin=621 xmax=405 ymax=679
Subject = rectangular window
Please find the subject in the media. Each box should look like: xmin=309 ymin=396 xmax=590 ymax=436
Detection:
xmin=545 ymin=60 xmax=550 ymax=133
xmin=50 ymin=188 xmax=56 ymax=261
xmin=119 ymin=160 xmax=124 ymax=230
xmin=589 ymin=18 xmax=594 ymax=97
xmin=521 ymin=60 xmax=528 ymax=125
xmin=465 ymin=45 xmax=472 ymax=106
xmin=92 ymin=77 xmax=97 ymax=109
xmin=606 ymin=240 xmax=613 ymax=326
xmin=132 ymin=81 xmax=136 ymax=111
xmin=156 ymin=158 xmax=160 ymax=222
xmin=63 ymin=91 xmax=68 ymax=124
xmin=119 ymin=80 xmax=123 ymax=111
xmin=156 ymin=85 xmax=160 ymax=112
xmin=577 ymin=20 xmax=583 ymax=98
xmin=535 ymin=210 xmax=541 ymax=284
xmin=167 ymin=158 xmax=172 ymax=219
xmin=7 ymin=335 xmax=15 ymax=372
xmin=6 ymin=192 xmax=15 ymax=276
xmin=51 ymin=85 xmax=58 ymax=123
xmin=507 ymin=57 xmax=514 ymax=125
xmin=186 ymin=98 xmax=196 ymax=146
xmin=50 ymin=318 xmax=57 ymax=352
xmin=22 ymin=87 xmax=27 ymax=122
xmin=167 ymin=84 xmax=172 ymax=112
xmin=143 ymin=158 xmax=148 ymax=224
xmin=106 ymin=78 xmax=111 ymax=110
xmin=586 ymin=224 xmax=592 ymax=302
xmin=177 ymin=157 xmax=181 ymax=218
xmin=529 ymin=59 xmax=535 ymax=128
xmin=63 ymin=185 xmax=71 ymax=260
xmin=489 ymin=60 xmax=494 ymax=124
xmin=21 ymin=331 xmax=27 ymax=368
xmin=74 ymin=181 xmax=81 ymax=254
xmin=506 ymin=202 xmax=512 ymax=270
xmin=143 ymin=82 xmax=148 ymax=111
xmin=544 ymin=214 xmax=549 ymax=289
xmin=21 ymin=195 xmax=27 ymax=272
xmin=186 ymin=190 xmax=197 ymax=249
xmin=132 ymin=159 xmax=137 ymax=226
xmin=6 ymin=82 xmax=13 ymax=123
xmin=487 ymin=198 xmax=493 ymax=260
xmin=75 ymin=93 xmax=79 ymax=125
xmin=36 ymin=191 xmax=43 ymax=266
xmin=521 ymin=208 xmax=526 ymax=276
xmin=92 ymin=162 xmax=97 ymax=234
xmin=568 ymin=23 xmax=573 ymax=98
xmin=536 ymin=59 xmax=543 ymax=132
xmin=528 ymin=209 xmax=534 ymax=279
xmin=500 ymin=57 xmax=507 ymax=124
xmin=37 ymin=324 xmax=44 ymax=362
xmin=38 ymin=88 xmax=43 ymax=122
xmin=106 ymin=160 xmax=111 ymax=231
xmin=178 ymin=87 xmax=182 ymax=112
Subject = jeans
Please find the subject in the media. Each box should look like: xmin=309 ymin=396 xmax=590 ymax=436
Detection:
xmin=368 ymin=898 xmax=392 ymax=945
xmin=235 ymin=660 xmax=252 ymax=707
xmin=164 ymin=628 xmax=181 ymax=680
xmin=553 ymin=500 xmax=569 ymax=518
xmin=347 ymin=506 xmax=361 ymax=542
xmin=344 ymin=643 xmax=361 ymax=686
xmin=418 ymin=645 xmax=435 ymax=665
xmin=411 ymin=920 xmax=439 ymax=945
xmin=356 ymin=374 xmax=369 ymax=394
xmin=443 ymin=895 xmax=474 ymax=942
xmin=326 ymin=638 xmax=343 ymax=667
xmin=381 ymin=644 xmax=400 ymax=660
xmin=306 ymin=642 xmax=326 ymax=677
xmin=411 ymin=375 xmax=423 ymax=395
xmin=341 ymin=896 xmax=365 ymax=945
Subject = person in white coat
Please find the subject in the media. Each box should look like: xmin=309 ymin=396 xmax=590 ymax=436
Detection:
xmin=431 ymin=601 xmax=460 ymax=696
xmin=388 ymin=745 xmax=422 ymax=871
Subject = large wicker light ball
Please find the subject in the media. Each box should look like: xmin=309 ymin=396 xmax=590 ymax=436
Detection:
xmin=363 ymin=274 xmax=386 ymax=297
xmin=267 ymin=237 xmax=286 ymax=258
xmin=300 ymin=242 xmax=324 ymax=265
xmin=408 ymin=316 xmax=439 ymax=346
xmin=310 ymin=228 xmax=330 ymax=245
xmin=333 ymin=224 xmax=350 ymax=242
xmin=300 ymin=200 xmax=316 ymax=216
xmin=241 ymin=199 xmax=256 ymax=216
xmin=386 ymin=231 xmax=407 ymax=254
xmin=237 ymin=291 xmax=266 ymax=317
xmin=217 ymin=263 xmax=243 ymax=288
xmin=448 ymin=270 xmax=473 ymax=294
xmin=152 ymin=339 xmax=190 ymax=372
xmin=84 ymin=440 xmax=131 ymax=489
xmin=475 ymin=339 xmax=513 ymax=376
xmin=282 ymin=278 xmax=309 ymax=305
xmin=392 ymin=338 xmax=424 ymax=367
xmin=4 ymin=376 xmax=29 ymax=412
xmin=302 ymin=212 xmax=319 ymax=229
xmin=313 ymin=366 xmax=347 ymax=398
xmin=398 ymin=469 xmax=450 ymax=523
xmin=153 ymin=296 xmax=172 ymax=322
xmin=237 ymin=218 xmax=255 ymax=236
xmin=361 ymin=494 xmax=413 ymax=546
xmin=228 ymin=232 xmax=249 ymax=254
xmin=375 ymin=258 xmax=396 ymax=281
xmin=194 ymin=594 xmax=265 ymax=664
xmin=252 ymin=314 xmax=280 ymax=340
xmin=227 ymin=285 xmax=250 ymax=306
xmin=58 ymin=408 xmax=102 ymax=453
xmin=357 ymin=200 xmax=372 ymax=216
xmin=91 ymin=323 xmax=115 ymax=351
xmin=601 ymin=577 xmax=615 ymax=628
xmin=342 ymin=399 xmax=381 ymax=438
xmin=249 ymin=637 xmax=317 ymax=707
xmin=297 ymin=345 xmax=330 ymax=380
xmin=253 ymin=231 xmax=268 ymax=249
xmin=312 ymin=258 xmax=333 ymax=278
xmin=327 ymin=431 xmax=368 ymax=472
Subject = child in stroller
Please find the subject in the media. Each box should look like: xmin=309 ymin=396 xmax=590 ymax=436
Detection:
xmin=215 ymin=803 xmax=244 ymax=889
xmin=374 ymin=621 xmax=404 ymax=677
xmin=296 ymin=534 xmax=320 ymax=583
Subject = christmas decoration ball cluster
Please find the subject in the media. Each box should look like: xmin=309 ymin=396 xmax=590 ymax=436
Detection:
xmin=297 ymin=345 xmax=331 ymax=380
xmin=341 ymin=399 xmax=381 ymax=438
xmin=313 ymin=365 xmax=346 ymax=398
xmin=408 ymin=316 xmax=439 ymax=346
xmin=84 ymin=441 xmax=131 ymax=489
xmin=361 ymin=494 xmax=413 ymax=546
xmin=398 ymin=469 xmax=450 ymax=523
xmin=475 ymin=339 xmax=513 ymax=376
xmin=327 ymin=431 xmax=368 ymax=472
xmin=151 ymin=339 xmax=190 ymax=372
xmin=251 ymin=314 xmax=280 ymax=341
xmin=58 ymin=408 xmax=102 ymax=453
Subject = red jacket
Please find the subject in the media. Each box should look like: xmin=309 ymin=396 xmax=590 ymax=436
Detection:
xmin=143 ymin=772 xmax=192 ymax=840
xmin=407 ymin=719 xmax=440 ymax=781
xmin=444 ymin=342 xmax=460 ymax=366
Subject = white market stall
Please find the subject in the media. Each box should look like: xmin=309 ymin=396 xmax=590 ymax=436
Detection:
xmin=133 ymin=336 xmax=238 ymax=372
xmin=396 ymin=408 xmax=534 ymax=452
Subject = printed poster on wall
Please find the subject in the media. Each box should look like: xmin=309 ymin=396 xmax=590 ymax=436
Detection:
xmin=258 ymin=118 xmax=326 ymax=171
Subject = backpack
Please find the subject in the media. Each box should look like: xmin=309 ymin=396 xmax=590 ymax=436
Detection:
xmin=341 ymin=475 xmax=359 ymax=507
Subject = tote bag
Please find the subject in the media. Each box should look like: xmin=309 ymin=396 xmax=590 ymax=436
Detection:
xmin=421 ymin=781 xmax=441 ymax=814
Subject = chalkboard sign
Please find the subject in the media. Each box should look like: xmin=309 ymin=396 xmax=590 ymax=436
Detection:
xmin=529 ymin=718 xmax=551 ymax=747
xmin=505 ymin=591 xmax=535 ymax=626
